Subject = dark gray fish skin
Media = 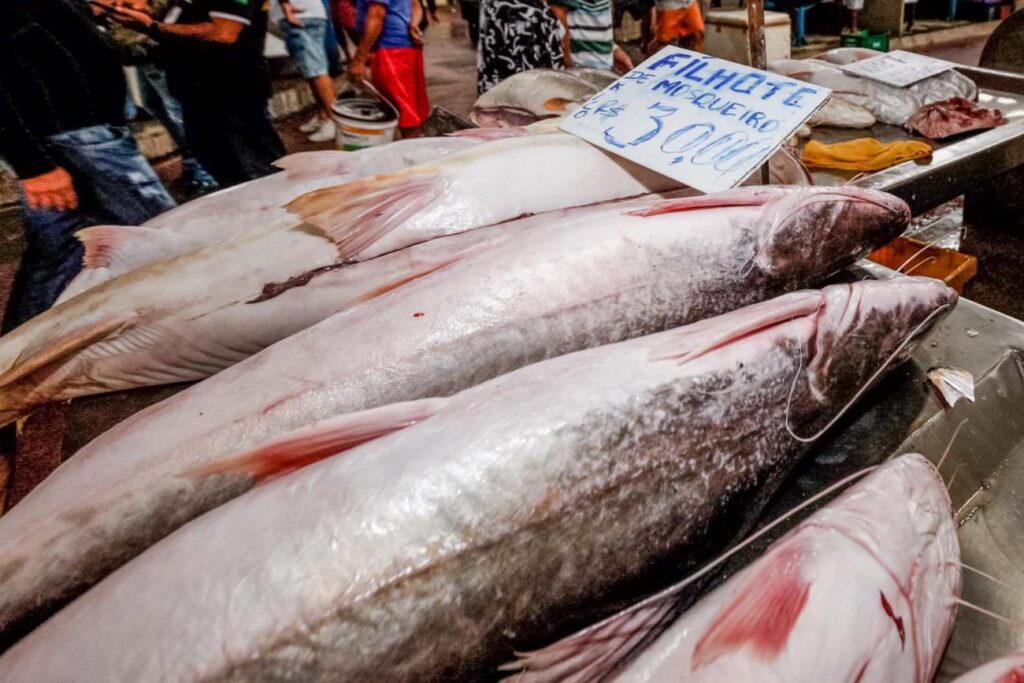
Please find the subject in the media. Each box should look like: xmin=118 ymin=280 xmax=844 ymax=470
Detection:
xmin=0 ymin=279 xmax=956 ymax=683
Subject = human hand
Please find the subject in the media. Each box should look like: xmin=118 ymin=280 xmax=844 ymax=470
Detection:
xmin=282 ymin=2 xmax=305 ymax=27
xmin=21 ymin=168 xmax=78 ymax=212
xmin=612 ymin=44 xmax=634 ymax=74
xmin=105 ymin=4 xmax=155 ymax=31
xmin=409 ymin=23 xmax=424 ymax=46
xmin=347 ymin=56 xmax=367 ymax=81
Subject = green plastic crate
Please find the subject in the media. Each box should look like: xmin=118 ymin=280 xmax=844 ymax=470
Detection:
xmin=839 ymin=30 xmax=890 ymax=52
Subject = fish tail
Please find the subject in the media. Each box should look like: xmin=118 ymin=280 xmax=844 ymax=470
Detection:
xmin=286 ymin=167 xmax=443 ymax=260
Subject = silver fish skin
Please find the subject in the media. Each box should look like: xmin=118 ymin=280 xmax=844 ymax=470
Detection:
xmin=0 ymin=278 xmax=956 ymax=682
xmin=0 ymin=186 xmax=909 ymax=644
xmin=0 ymin=132 xmax=678 ymax=425
xmin=471 ymin=70 xmax=600 ymax=126
xmin=57 ymin=137 xmax=483 ymax=301
xmin=953 ymin=649 xmax=1024 ymax=682
xmin=604 ymin=453 xmax=960 ymax=683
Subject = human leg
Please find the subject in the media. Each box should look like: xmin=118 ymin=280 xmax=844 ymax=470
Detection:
xmin=47 ymin=124 xmax=176 ymax=226
xmin=4 ymin=200 xmax=88 ymax=329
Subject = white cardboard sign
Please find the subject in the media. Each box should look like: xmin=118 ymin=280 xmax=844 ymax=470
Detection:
xmin=559 ymin=47 xmax=830 ymax=194
xmin=839 ymin=50 xmax=953 ymax=87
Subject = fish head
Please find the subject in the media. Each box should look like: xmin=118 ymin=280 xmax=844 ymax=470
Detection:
xmin=752 ymin=185 xmax=910 ymax=279
xmin=806 ymin=453 xmax=960 ymax=680
xmin=790 ymin=277 xmax=957 ymax=421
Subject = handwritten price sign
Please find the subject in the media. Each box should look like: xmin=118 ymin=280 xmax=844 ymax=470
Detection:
xmin=560 ymin=47 xmax=830 ymax=193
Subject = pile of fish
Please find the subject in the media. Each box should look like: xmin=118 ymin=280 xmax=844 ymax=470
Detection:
xmin=0 ymin=126 xmax=984 ymax=681
xmin=0 ymin=184 xmax=908 ymax=639
xmin=772 ymin=48 xmax=978 ymax=127
xmin=471 ymin=68 xmax=616 ymax=127
xmin=0 ymin=279 xmax=957 ymax=680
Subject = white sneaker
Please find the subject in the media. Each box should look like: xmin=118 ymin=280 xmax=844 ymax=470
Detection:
xmin=299 ymin=114 xmax=322 ymax=134
xmin=307 ymin=119 xmax=337 ymax=143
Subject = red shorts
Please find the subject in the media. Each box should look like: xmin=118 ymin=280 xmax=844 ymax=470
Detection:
xmin=371 ymin=48 xmax=431 ymax=130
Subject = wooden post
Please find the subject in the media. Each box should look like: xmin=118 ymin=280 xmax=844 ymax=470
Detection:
xmin=746 ymin=0 xmax=772 ymax=185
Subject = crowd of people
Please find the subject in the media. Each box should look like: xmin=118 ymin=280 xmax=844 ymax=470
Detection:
xmin=0 ymin=0 xmax=431 ymax=328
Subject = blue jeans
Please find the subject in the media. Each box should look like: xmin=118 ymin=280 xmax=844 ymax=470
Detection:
xmin=280 ymin=18 xmax=331 ymax=79
xmin=6 ymin=124 xmax=176 ymax=329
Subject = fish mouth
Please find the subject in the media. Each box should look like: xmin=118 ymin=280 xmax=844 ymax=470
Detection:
xmin=785 ymin=186 xmax=910 ymax=221
xmin=804 ymin=278 xmax=957 ymax=402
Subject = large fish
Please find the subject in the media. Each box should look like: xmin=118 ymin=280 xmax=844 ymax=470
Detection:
xmin=57 ymin=137 xmax=483 ymax=301
xmin=953 ymin=649 xmax=1024 ymax=682
xmin=471 ymin=70 xmax=601 ymax=127
xmin=0 ymin=279 xmax=957 ymax=681
xmin=0 ymin=132 xmax=679 ymax=424
xmin=770 ymin=58 xmax=970 ymax=127
xmin=512 ymin=453 xmax=961 ymax=682
xmin=0 ymin=186 xmax=909 ymax=643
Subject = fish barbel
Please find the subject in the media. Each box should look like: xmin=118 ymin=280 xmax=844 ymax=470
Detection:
xmin=0 ymin=186 xmax=909 ymax=643
xmin=0 ymin=278 xmax=957 ymax=681
xmin=512 ymin=453 xmax=961 ymax=683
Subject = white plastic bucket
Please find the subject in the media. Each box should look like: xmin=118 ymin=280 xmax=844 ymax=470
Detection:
xmin=332 ymin=97 xmax=398 ymax=151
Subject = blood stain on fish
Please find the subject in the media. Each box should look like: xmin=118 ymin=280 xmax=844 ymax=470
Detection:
xmin=692 ymin=543 xmax=811 ymax=670
xmin=999 ymin=666 xmax=1024 ymax=683
xmin=879 ymin=591 xmax=905 ymax=649
xmin=413 ymin=312 xmax=425 ymax=318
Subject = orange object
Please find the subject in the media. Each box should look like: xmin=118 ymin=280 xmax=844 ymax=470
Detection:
xmin=867 ymin=237 xmax=977 ymax=293
xmin=801 ymin=138 xmax=933 ymax=172
xmin=656 ymin=2 xmax=705 ymax=43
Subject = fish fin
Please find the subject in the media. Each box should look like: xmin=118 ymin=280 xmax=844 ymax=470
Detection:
xmin=189 ymin=398 xmax=448 ymax=483
xmin=285 ymin=167 xmax=444 ymax=260
xmin=350 ymin=241 xmax=489 ymax=304
xmin=76 ymin=225 xmax=205 ymax=271
xmin=0 ymin=314 xmax=130 ymax=389
xmin=692 ymin=540 xmax=811 ymax=670
xmin=544 ymin=97 xmax=574 ymax=112
xmin=927 ymin=366 xmax=975 ymax=407
xmin=273 ymin=150 xmax=350 ymax=181
xmin=448 ymin=127 xmax=529 ymax=141
xmin=502 ymin=584 xmax=681 ymax=682
xmin=627 ymin=189 xmax=780 ymax=217
xmin=650 ymin=290 xmax=824 ymax=365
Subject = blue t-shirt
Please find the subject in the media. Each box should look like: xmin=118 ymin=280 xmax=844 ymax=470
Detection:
xmin=356 ymin=0 xmax=414 ymax=49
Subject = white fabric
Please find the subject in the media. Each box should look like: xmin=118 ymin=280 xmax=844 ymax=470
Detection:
xmin=270 ymin=0 xmax=327 ymax=24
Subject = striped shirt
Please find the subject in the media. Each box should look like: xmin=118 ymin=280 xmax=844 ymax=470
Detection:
xmin=552 ymin=0 xmax=614 ymax=70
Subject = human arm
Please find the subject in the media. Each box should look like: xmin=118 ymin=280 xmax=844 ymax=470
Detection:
xmin=612 ymin=44 xmax=633 ymax=73
xmin=348 ymin=2 xmax=386 ymax=80
xmin=104 ymin=3 xmax=245 ymax=45
xmin=0 ymin=46 xmax=77 ymax=210
xmin=548 ymin=3 xmax=573 ymax=68
xmin=409 ymin=0 xmax=424 ymax=45
xmin=278 ymin=0 xmax=306 ymax=27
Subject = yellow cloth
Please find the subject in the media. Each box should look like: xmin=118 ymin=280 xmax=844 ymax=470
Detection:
xmin=801 ymin=138 xmax=933 ymax=172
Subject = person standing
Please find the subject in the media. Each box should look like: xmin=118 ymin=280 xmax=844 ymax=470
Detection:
xmin=477 ymin=0 xmax=565 ymax=94
xmin=107 ymin=0 xmax=287 ymax=187
xmin=349 ymin=0 xmax=432 ymax=137
xmin=0 ymin=0 xmax=176 ymax=328
xmin=550 ymin=0 xmax=633 ymax=72
xmin=647 ymin=0 xmax=704 ymax=54
xmin=274 ymin=0 xmax=340 ymax=142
